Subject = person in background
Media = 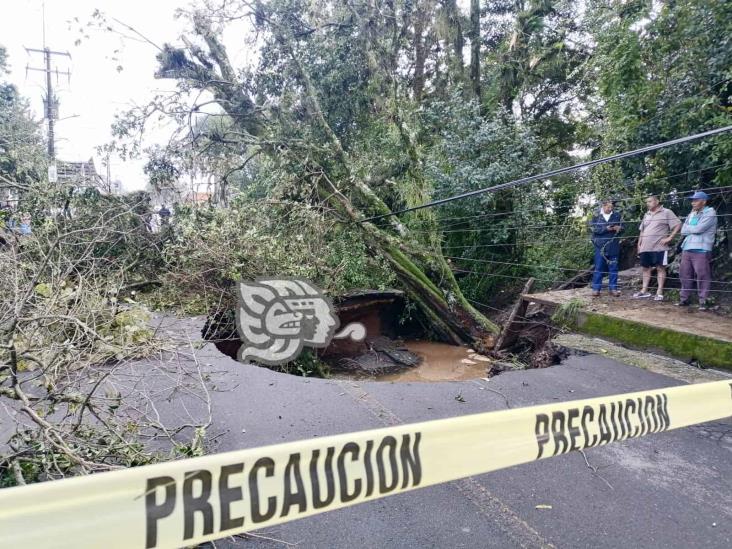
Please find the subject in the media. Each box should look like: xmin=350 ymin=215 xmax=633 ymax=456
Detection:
xmin=677 ymin=191 xmax=717 ymax=310
xmin=0 ymin=203 xmax=11 ymax=228
xmin=0 ymin=204 xmax=11 ymax=247
xmin=148 ymin=209 xmax=160 ymax=234
xmin=18 ymin=212 xmax=32 ymax=235
xmin=589 ymin=199 xmax=624 ymax=297
xmin=634 ymin=195 xmax=681 ymax=301
xmin=158 ymin=204 xmax=171 ymax=225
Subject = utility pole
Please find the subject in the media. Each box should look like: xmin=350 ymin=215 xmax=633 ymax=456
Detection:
xmin=24 ymin=3 xmax=71 ymax=161
xmin=25 ymin=47 xmax=71 ymax=160
xmin=105 ymin=153 xmax=112 ymax=194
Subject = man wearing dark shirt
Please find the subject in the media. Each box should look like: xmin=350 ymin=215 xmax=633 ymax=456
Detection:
xmin=589 ymin=199 xmax=624 ymax=297
xmin=158 ymin=205 xmax=171 ymax=225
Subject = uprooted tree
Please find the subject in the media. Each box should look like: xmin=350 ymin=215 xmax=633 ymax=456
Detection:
xmin=147 ymin=1 xmax=500 ymax=349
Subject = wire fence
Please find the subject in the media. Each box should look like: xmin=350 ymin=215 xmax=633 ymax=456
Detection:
xmin=404 ymin=184 xmax=732 ymax=234
xmin=452 ymin=267 xmax=732 ymax=294
xmin=447 ymin=256 xmax=732 ymax=287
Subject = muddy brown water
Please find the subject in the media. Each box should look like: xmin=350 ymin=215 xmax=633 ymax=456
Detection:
xmin=340 ymin=340 xmax=492 ymax=382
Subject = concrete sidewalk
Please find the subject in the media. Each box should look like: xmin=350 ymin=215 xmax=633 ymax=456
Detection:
xmin=139 ymin=316 xmax=732 ymax=549
xmin=525 ymin=287 xmax=732 ymax=369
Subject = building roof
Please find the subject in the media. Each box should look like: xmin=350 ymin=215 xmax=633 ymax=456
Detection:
xmin=56 ymin=158 xmax=104 ymax=187
xmin=186 ymin=191 xmax=212 ymax=204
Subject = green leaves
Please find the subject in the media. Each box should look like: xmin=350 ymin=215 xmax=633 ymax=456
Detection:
xmin=591 ymin=0 xmax=732 ymax=192
xmin=0 ymin=49 xmax=46 ymax=188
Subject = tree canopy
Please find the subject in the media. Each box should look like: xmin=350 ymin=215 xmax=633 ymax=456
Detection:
xmin=101 ymin=0 xmax=732 ymax=340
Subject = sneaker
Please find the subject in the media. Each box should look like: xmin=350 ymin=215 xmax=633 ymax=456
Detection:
xmin=591 ymin=291 xmax=601 ymax=297
xmin=611 ymin=290 xmax=622 ymax=297
xmin=676 ymin=299 xmax=690 ymax=307
xmin=653 ymin=294 xmax=664 ymax=302
xmin=632 ymin=291 xmax=651 ymax=299
xmin=698 ymin=300 xmax=708 ymax=311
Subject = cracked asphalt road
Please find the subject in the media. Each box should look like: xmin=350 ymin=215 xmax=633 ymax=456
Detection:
xmin=137 ymin=317 xmax=732 ymax=548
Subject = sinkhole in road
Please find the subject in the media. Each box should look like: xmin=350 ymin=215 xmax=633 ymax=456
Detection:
xmin=206 ymin=331 xmax=493 ymax=382
xmin=201 ymin=289 xmax=497 ymax=382
xmin=336 ymin=340 xmax=493 ymax=382
xmin=201 ymin=286 xmax=568 ymax=381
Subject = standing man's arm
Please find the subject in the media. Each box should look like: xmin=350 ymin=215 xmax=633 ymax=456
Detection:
xmin=668 ymin=223 xmax=681 ymax=240
xmin=614 ymin=213 xmax=624 ymax=235
xmin=662 ymin=211 xmax=681 ymax=246
xmin=590 ymin=215 xmax=608 ymax=235
xmin=682 ymin=209 xmax=717 ymax=234
xmin=637 ymin=219 xmax=646 ymax=254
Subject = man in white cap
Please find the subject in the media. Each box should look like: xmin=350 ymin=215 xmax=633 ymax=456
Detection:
xmin=677 ymin=191 xmax=717 ymax=310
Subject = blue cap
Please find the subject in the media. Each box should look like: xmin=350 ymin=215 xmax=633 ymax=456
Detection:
xmin=689 ymin=191 xmax=709 ymax=200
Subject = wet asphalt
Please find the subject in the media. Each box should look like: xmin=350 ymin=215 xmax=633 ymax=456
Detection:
xmin=143 ymin=316 xmax=732 ymax=549
xmin=2 ymin=315 xmax=728 ymax=549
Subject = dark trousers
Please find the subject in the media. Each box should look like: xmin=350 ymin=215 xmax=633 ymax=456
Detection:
xmin=680 ymin=251 xmax=711 ymax=300
xmin=592 ymin=248 xmax=618 ymax=291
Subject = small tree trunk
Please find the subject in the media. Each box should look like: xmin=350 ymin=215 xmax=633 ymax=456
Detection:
xmin=470 ymin=0 xmax=481 ymax=101
xmin=443 ymin=0 xmax=465 ymax=86
xmin=413 ymin=5 xmax=428 ymax=102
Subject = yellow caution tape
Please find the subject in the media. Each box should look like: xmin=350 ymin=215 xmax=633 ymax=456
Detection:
xmin=1 ymin=380 xmax=730 ymax=548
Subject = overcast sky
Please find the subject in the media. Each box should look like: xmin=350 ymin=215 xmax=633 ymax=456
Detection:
xmin=4 ymin=1 xmax=471 ymax=192
xmin=1 ymin=0 xmax=206 ymax=191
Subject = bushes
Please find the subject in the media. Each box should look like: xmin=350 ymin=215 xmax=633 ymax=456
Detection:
xmin=0 ymin=186 xmax=208 ymax=485
xmin=151 ymin=198 xmax=395 ymax=315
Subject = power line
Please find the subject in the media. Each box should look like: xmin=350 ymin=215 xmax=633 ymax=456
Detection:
xmin=443 ymin=238 xmax=588 ymax=250
xmin=455 ymin=267 xmax=616 ymax=286
xmin=452 ymin=268 xmax=732 ymax=293
xmin=441 ymin=217 xmax=732 ymax=250
xmin=361 ymin=125 xmax=732 ymax=223
xmin=447 ymin=256 xmax=732 ymax=286
xmin=435 ymin=164 xmax=732 ymax=224
xmin=431 ymin=174 xmax=732 ymax=230
xmin=424 ymin=211 xmax=732 ymax=236
xmin=426 ymin=183 xmax=732 ymax=230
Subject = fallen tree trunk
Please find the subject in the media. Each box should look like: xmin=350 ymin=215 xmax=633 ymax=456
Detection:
xmin=495 ymin=277 xmax=535 ymax=351
xmin=276 ymin=21 xmax=498 ymax=350
xmin=155 ymin=9 xmax=500 ymax=351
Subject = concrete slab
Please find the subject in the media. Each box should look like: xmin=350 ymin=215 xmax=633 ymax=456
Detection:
xmin=525 ymin=287 xmax=732 ymax=368
xmin=527 ymin=287 xmax=732 ymax=343
xmin=555 ymin=332 xmax=731 ymax=384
